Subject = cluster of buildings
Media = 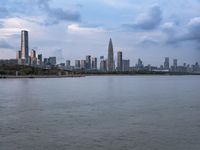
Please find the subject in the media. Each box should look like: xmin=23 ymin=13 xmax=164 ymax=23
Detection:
xmin=0 ymin=30 xmax=200 ymax=73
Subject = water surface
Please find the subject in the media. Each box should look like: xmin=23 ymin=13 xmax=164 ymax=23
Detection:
xmin=0 ymin=76 xmax=200 ymax=150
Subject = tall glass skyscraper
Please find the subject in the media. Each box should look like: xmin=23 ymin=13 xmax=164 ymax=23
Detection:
xmin=117 ymin=51 xmax=122 ymax=71
xmin=107 ymin=38 xmax=114 ymax=72
xmin=21 ymin=30 xmax=29 ymax=63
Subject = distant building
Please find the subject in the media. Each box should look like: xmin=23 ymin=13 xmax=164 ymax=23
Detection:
xmin=80 ymin=60 xmax=86 ymax=69
xmin=171 ymin=59 xmax=178 ymax=72
xmin=48 ymin=57 xmax=56 ymax=66
xmin=92 ymin=57 xmax=97 ymax=70
xmin=136 ymin=58 xmax=144 ymax=70
xmin=75 ymin=60 xmax=81 ymax=69
xmin=30 ymin=49 xmax=37 ymax=65
xmin=21 ymin=30 xmax=29 ymax=64
xmin=107 ymin=38 xmax=114 ymax=72
xmin=38 ymin=54 xmax=42 ymax=65
xmin=44 ymin=58 xmax=48 ymax=65
xmin=66 ymin=60 xmax=71 ymax=69
xmin=117 ymin=51 xmax=123 ymax=71
xmin=164 ymin=57 xmax=170 ymax=70
xmin=86 ymin=55 xmax=91 ymax=70
xmin=16 ymin=50 xmax=21 ymax=60
xmin=122 ymin=60 xmax=130 ymax=72
xmin=100 ymin=60 xmax=107 ymax=72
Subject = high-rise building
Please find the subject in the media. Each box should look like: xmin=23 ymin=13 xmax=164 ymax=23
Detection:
xmin=164 ymin=57 xmax=170 ymax=69
xmin=16 ymin=50 xmax=21 ymax=60
xmin=92 ymin=57 xmax=97 ymax=70
xmin=107 ymin=38 xmax=114 ymax=72
xmin=75 ymin=60 xmax=81 ymax=69
xmin=117 ymin=51 xmax=122 ymax=71
xmin=80 ymin=60 xmax=86 ymax=69
xmin=122 ymin=60 xmax=130 ymax=72
xmin=48 ymin=57 xmax=56 ymax=66
xmin=100 ymin=60 xmax=107 ymax=72
xmin=173 ymin=59 xmax=178 ymax=68
xmin=66 ymin=60 xmax=71 ymax=69
xmin=21 ymin=30 xmax=29 ymax=63
xmin=86 ymin=55 xmax=91 ymax=70
xmin=137 ymin=58 xmax=143 ymax=69
xmin=30 ymin=49 xmax=36 ymax=58
xmin=30 ymin=49 xmax=37 ymax=65
xmin=44 ymin=58 xmax=48 ymax=65
xmin=38 ymin=54 xmax=42 ymax=65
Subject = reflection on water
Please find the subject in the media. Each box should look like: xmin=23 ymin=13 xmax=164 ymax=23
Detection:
xmin=0 ymin=76 xmax=200 ymax=150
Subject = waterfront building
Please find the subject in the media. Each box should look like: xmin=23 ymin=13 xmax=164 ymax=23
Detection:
xmin=136 ymin=58 xmax=144 ymax=70
xmin=122 ymin=59 xmax=130 ymax=72
xmin=75 ymin=60 xmax=81 ymax=69
xmin=16 ymin=50 xmax=21 ymax=60
xmin=38 ymin=54 xmax=42 ymax=65
xmin=117 ymin=51 xmax=123 ymax=71
xmin=21 ymin=30 xmax=29 ymax=64
xmin=80 ymin=60 xmax=86 ymax=69
xmin=100 ymin=60 xmax=107 ymax=72
xmin=48 ymin=57 xmax=56 ymax=66
xmin=86 ymin=55 xmax=91 ymax=70
xmin=92 ymin=57 xmax=97 ymax=70
xmin=107 ymin=38 xmax=114 ymax=72
xmin=164 ymin=57 xmax=170 ymax=70
xmin=66 ymin=60 xmax=71 ymax=69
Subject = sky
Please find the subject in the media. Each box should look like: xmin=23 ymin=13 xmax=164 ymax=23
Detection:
xmin=0 ymin=0 xmax=200 ymax=66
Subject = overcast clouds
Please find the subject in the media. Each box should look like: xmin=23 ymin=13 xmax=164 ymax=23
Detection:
xmin=0 ymin=0 xmax=200 ymax=66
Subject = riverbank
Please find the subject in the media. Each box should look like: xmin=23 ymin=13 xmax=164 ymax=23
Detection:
xmin=0 ymin=74 xmax=84 ymax=79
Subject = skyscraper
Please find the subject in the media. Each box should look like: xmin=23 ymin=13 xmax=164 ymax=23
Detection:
xmin=117 ymin=51 xmax=122 ymax=71
xmin=66 ymin=60 xmax=71 ymax=69
xmin=75 ymin=60 xmax=81 ymax=69
xmin=164 ymin=57 xmax=170 ymax=69
xmin=107 ymin=38 xmax=114 ymax=72
xmin=21 ymin=30 xmax=29 ymax=63
xmin=92 ymin=57 xmax=97 ymax=70
xmin=86 ymin=55 xmax=91 ymax=70
xmin=16 ymin=50 xmax=21 ymax=60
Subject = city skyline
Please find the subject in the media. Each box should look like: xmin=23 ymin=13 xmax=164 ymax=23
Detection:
xmin=0 ymin=0 xmax=200 ymax=66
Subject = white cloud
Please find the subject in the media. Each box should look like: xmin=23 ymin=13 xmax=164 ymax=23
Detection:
xmin=67 ymin=24 xmax=105 ymax=33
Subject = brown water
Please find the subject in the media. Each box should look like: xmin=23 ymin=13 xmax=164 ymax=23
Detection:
xmin=0 ymin=76 xmax=200 ymax=150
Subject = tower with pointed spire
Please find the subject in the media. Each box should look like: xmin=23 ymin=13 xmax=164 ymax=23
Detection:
xmin=107 ymin=38 xmax=114 ymax=72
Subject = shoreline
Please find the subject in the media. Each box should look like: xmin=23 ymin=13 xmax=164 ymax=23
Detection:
xmin=0 ymin=73 xmax=200 ymax=79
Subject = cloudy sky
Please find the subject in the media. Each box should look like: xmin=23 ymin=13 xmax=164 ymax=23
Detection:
xmin=0 ymin=0 xmax=200 ymax=66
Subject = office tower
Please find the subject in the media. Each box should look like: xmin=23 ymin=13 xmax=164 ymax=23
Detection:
xmin=117 ymin=51 xmax=122 ymax=71
xmin=66 ymin=60 xmax=71 ymax=69
xmin=86 ymin=55 xmax=91 ymax=70
xmin=75 ymin=60 xmax=81 ymax=69
xmin=92 ymin=57 xmax=97 ymax=70
xmin=16 ymin=50 xmax=21 ymax=60
xmin=21 ymin=30 xmax=29 ymax=63
xmin=30 ymin=49 xmax=37 ymax=65
xmin=44 ymin=58 xmax=48 ymax=65
xmin=100 ymin=60 xmax=107 ymax=72
xmin=122 ymin=60 xmax=130 ymax=72
xmin=107 ymin=38 xmax=114 ymax=72
xmin=38 ymin=54 xmax=42 ymax=65
xmin=80 ymin=60 xmax=86 ymax=69
xmin=164 ymin=57 xmax=170 ymax=69
xmin=30 ymin=49 xmax=36 ymax=58
xmin=173 ymin=59 xmax=178 ymax=68
xmin=137 ymin=58 xmax=143 ymax=69
xmin=48 ymin=57 xmax=56 ymax=66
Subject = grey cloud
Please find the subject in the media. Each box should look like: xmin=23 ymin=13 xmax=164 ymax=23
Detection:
xmin=165 ymin=17 xmax=200 ymax=45
xmin=0 ymin=40 xmax=13 ymax=49
xmin=124 ymin=5 xmax=162 ymax=30
xmin=0 ymin=7 xmax=10 ymax=18
xmin=0 ymin=0 xmax=81 ymax=26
